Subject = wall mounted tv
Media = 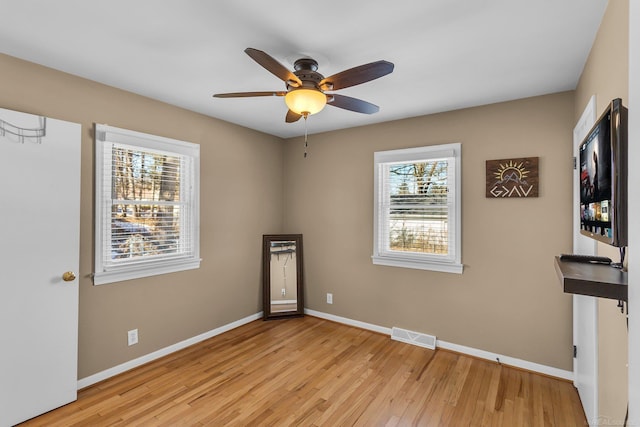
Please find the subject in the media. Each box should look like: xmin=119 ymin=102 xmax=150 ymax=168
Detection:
xmin=579 ymin=98 xmax=628 ymax=247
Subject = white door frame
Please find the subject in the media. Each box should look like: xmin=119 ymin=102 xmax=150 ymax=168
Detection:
xmin=573 ymin=95 xmax=598 ymax=426
xmin=627 ymin=2 xmax=639 ymax=423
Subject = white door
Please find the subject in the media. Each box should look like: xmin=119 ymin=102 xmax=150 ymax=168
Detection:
xmin=573 ymin=96 xmax=598 ymax=425
xmin=0 ymin=108 xmax=81 ymax=426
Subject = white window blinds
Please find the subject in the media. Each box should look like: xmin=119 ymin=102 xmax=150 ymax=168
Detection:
xmin=373 ymin=143 xmax=462 ymax=274
xmin=94 ymin=124 xmax=200 ymax=285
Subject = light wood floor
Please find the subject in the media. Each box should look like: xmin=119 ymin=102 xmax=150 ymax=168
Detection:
xmin=21 ymin=316 xmax=586 ymax=426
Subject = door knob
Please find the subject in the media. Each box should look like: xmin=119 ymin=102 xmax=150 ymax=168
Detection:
xmin=62 ymin=271 xmax=76 ymax=282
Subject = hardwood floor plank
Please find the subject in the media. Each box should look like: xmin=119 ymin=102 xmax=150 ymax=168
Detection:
xmin=19 ymin=316 xmax=586 ymax=426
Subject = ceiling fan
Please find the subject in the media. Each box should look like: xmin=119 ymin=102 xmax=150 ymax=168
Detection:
xmin=213 ymin=48 xmax=394 ymax=123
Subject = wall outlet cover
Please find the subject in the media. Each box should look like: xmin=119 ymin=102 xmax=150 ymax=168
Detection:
xmin=128 ymin=329 xmax=139 ymax=346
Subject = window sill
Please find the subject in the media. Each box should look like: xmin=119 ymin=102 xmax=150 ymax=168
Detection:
xmin=372 ymin=255 xmax=463 ymax=274
xmin=93 ymin=258 xmax=201 ymax=285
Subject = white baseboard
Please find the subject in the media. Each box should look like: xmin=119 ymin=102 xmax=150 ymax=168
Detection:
xmin=77 ymin=312 xmax=263 ymax=389
xmin=305 ymin=308 xmax=392 ymax=335
xmin=79 ymin=309 xmax=572 ymax=390
xmin=305 ymin=309 xmax=573 ymax=381
xmin=436 ymin=340 xmax=573 ymax=381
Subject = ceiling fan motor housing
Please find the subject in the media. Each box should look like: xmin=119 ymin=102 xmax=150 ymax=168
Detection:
xmin=290 ymin=58 xmax=325 ymax=90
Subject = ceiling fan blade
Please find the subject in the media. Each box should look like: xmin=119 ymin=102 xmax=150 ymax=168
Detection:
xmin=319 ymin=60 xmax=394 ymax=91
xmin=327 ymin=94 xmax=380 ymax=114
xmin=213 ymin=91 xmax=286 ymax=98
xmin=245 ymin=48 xmax=302 ymax=87
xmin=286 ymin=110 xmax=303 ymax=123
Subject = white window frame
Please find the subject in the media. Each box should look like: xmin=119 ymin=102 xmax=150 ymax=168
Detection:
xmin=372 ymin=143 xmax=463 ymax=274
xmin=94 ymin=124 xmax=200 ymax=285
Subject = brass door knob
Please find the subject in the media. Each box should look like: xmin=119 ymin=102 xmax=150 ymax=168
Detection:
xmin=62 ymin=271 xmax=76 ymax=282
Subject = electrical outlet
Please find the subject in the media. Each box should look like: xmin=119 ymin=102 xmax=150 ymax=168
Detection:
xmin=281 ymin=288 xmax=286 ymax=297
xmin=327 ymin=293 xmax=333 ymax=304
xmin=128 ymin=329 xmax=138 ymax=346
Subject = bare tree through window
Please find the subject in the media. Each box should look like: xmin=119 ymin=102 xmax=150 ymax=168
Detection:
xmin=388 ymin=160 xmax=449 ymax=255
xmin=111 ymin=146 xmax=183 ymax=260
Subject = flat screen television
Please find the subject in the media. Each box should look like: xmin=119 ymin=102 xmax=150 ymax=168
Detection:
xmin=579 ymin=98 xmax=628 ymax=247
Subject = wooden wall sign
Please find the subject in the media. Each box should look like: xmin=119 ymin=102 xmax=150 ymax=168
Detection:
xmin=486 ymin=157 xmax=539 ymax=198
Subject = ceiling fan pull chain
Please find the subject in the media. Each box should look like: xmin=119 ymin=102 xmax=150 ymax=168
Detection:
xmin=303 ymin=114 xmax=309 ymax=158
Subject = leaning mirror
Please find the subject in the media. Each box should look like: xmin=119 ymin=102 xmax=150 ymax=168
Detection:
xmin=262 ymin=234 xmax=304 ymax=320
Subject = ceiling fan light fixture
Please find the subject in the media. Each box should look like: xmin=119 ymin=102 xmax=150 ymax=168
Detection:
xmin=285 ymin=88 xmax=327 ymax=116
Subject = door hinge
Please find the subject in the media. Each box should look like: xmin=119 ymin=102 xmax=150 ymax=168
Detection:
xmin=573 ymin=345 xmax=577 ymax=358
xmin=573 ymin=157 xmax=577 ymax=170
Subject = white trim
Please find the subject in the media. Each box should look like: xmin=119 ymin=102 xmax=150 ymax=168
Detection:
xmin=305 ymin=309 xmax=572 ymax=380
xmin=93 ymin=258 xmax=201 ymax=285
xmin=93 ymin=123 xmax=201 ymax=285
xmin=96 ymin=124 xmax=200 ymax=155
xmin=305 ymin=309 xmax=391 ymax=335
xmin=436 ymin=340 xmax=572 ymax=381
xmin=372 ymin=255 xmax=464 ymax=274
xmin=628 ymin=1 xmax=640 ymax=422
xmin=373 ymin=143 xmax=462 ymax=273
xmin=78 ymin=309 xmax=573 ymax=390
xmin=77 ymin=312 xmax=262 ymax=389
xmin=375 ymin=146 xmax=456 ymax=163
xmin=572 ymin=95 xmax=599 ymax=425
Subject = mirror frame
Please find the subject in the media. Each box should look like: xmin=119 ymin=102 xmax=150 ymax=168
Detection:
xmin=262 ymin=234 xmax=304 ymax=320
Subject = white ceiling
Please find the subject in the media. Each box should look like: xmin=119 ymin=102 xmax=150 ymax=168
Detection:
xmin=0 ymin=1 xmax=607 ymax=139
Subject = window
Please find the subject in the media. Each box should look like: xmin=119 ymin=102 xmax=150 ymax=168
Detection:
xmin=94 ymin=124 xmax=200 ymax=285
xmin=373 ymin=143 xmax=462 ymax=273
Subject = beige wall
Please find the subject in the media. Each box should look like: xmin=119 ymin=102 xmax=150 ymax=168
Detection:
xmin=574 ymin=0 xmax=630 ymax=422
xmin=0 ymin=53 xmax=285 ymax=378
xmin=284 ymin=92 xmax=575 ymax=370
xmin=0 ymin=0 xmax=626 ymax=385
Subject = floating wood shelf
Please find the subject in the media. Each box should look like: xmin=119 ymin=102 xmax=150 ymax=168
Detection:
xmin=554 ymin=256 xmax=627 ymax=301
